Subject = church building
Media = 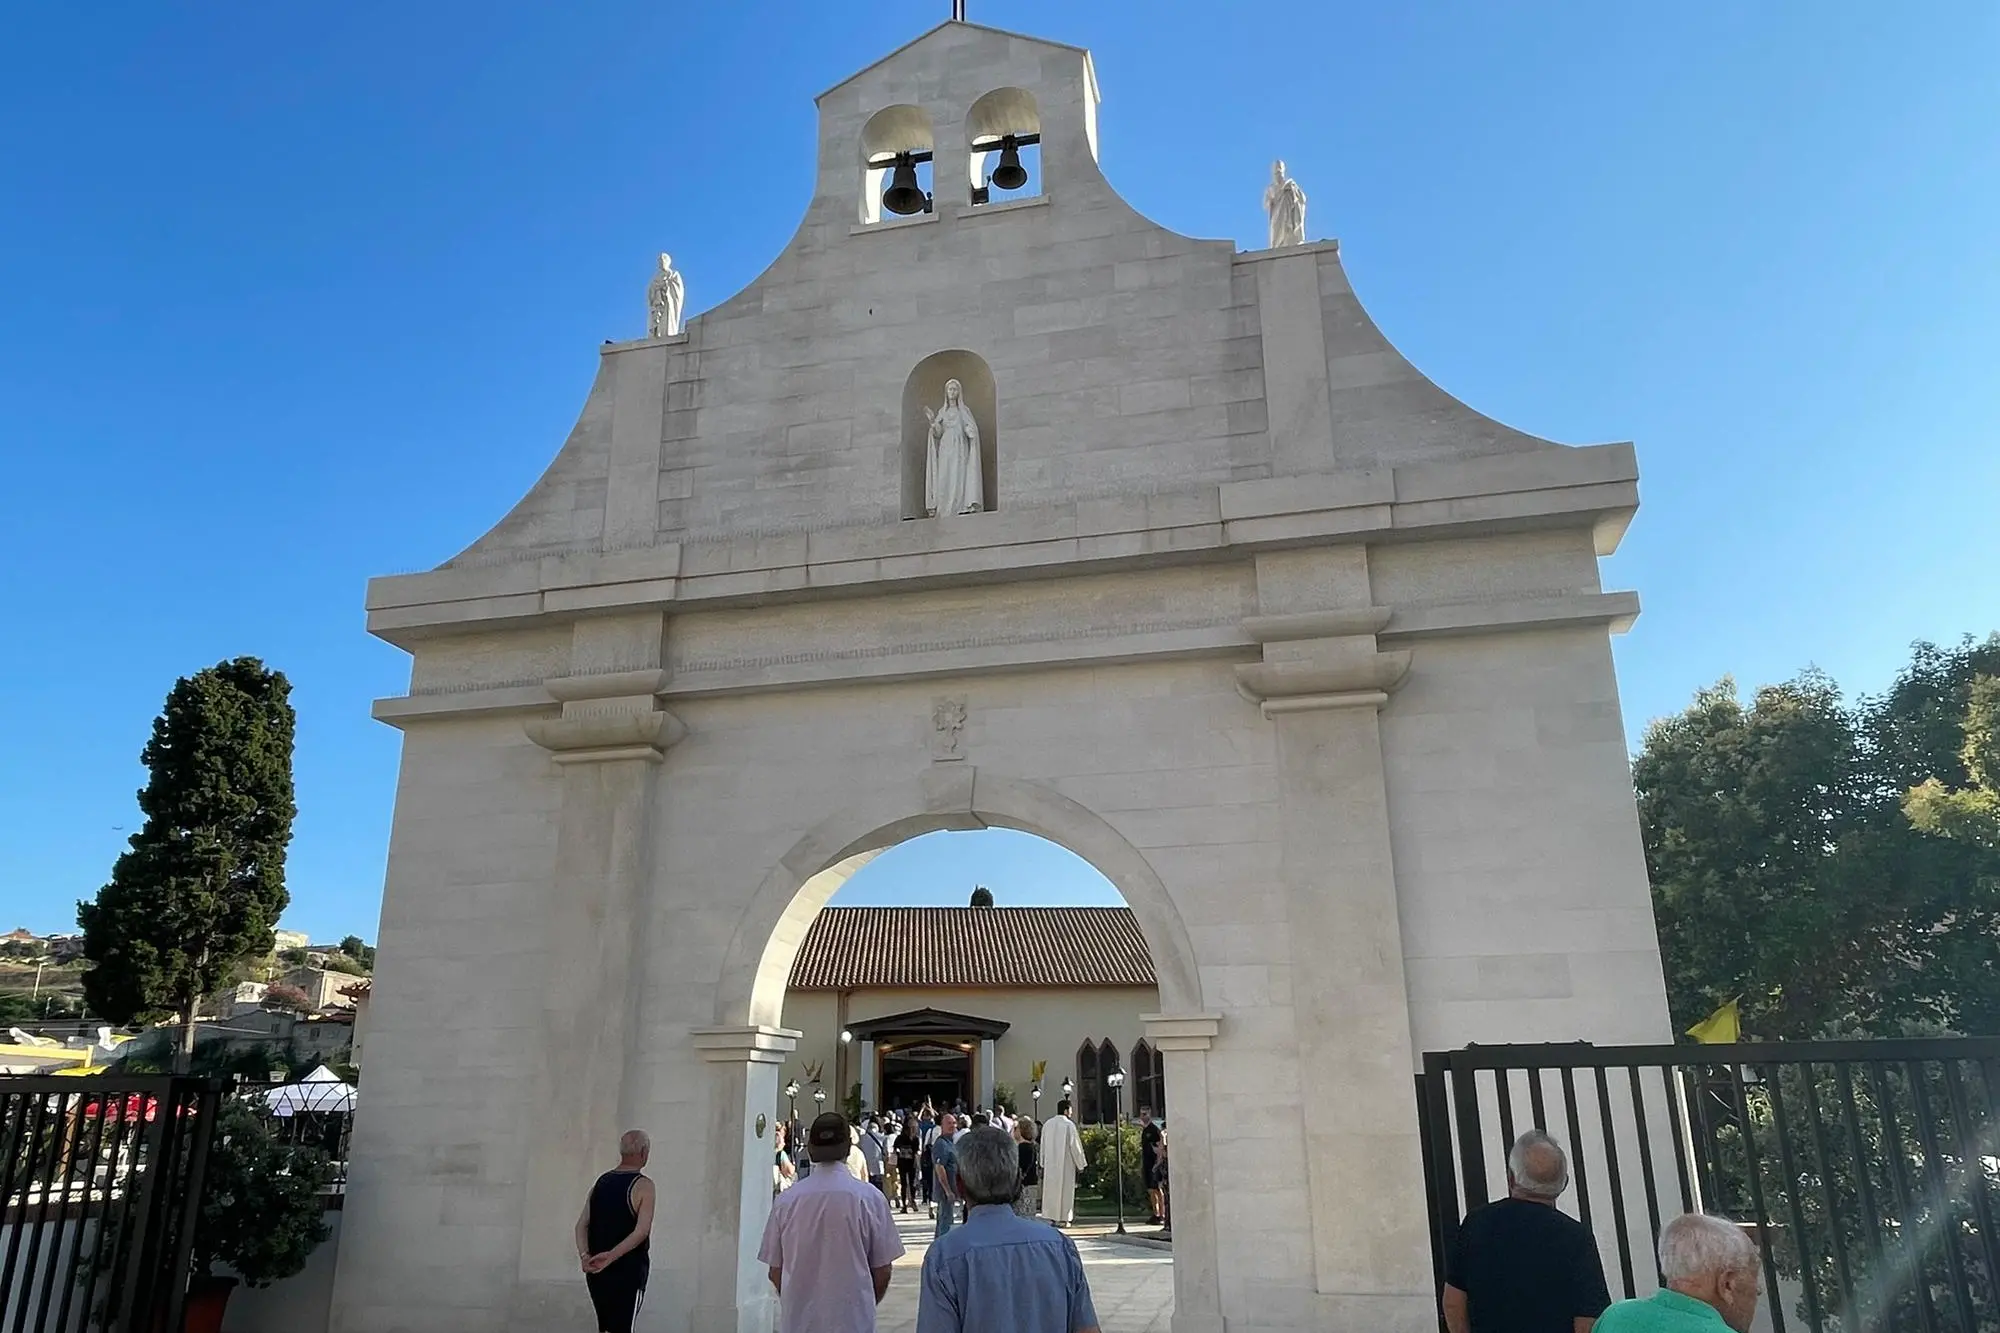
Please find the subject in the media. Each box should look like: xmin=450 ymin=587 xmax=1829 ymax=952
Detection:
xmin=782 ymin=902 xmax=1166 ymax=1119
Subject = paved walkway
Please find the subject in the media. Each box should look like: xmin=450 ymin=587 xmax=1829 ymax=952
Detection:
xmin=873 ymin=1209 xmax=1175 ymax=1333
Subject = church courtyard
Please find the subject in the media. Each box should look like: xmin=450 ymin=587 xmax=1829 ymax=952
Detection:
xmin=872 ymin=1212 xmax=1175 ymax=1333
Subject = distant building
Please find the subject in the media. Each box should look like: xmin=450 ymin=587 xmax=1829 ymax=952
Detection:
xmin=273 ymin=928 xmax=311 ymax=954
xmin=781 ymin=906 xmax=1164 ymax=1121
xmin=2 ymin=927 xmax=39 ymax=946
xmin=280 ymin=967 xmax=360 ymax=1013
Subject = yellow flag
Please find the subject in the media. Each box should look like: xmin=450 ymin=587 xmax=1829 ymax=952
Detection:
xmin=1031 ymin=1060 xmax=1047 ymax=1084
xmin=1686 ymin=998 xmax=1741 ymax=1045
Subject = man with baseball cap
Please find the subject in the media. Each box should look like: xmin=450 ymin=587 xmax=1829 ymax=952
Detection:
xmin=758 ymin=1111 xmax=906 ymax=1332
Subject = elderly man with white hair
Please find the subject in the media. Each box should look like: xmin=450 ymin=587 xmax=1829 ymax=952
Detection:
xmin=1597 ymin=1214 xmax=1763 ymax=1333
xmin=1444 ymin=1129 xmax=1612 ymax=1333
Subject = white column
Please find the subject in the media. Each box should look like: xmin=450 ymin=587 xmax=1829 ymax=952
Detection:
xmin=1143 ymin=1013 xmax=1225 ymax=1333
xmin=978 ymin=1038 xmax=996 ymax=1109
xmin=858 ymin=1040 xmax=877 ymax=1110
xmin=688 ymin=1025 xmax=800 ymax=1333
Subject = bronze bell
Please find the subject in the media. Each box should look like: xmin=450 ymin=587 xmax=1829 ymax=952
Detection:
xmin=990 ymin=135 xmax=1028 ymax=191
xmin=882 ymin=154 xmax=928 ymax=216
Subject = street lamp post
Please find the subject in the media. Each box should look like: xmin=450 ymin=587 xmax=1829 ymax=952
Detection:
xmin=784 ymin=1080 xmax=800 ymax=1123
xmin=1031 ymin=1084 xmax=1041 ymax=1117
xmin=1106 ymin=1069 xmax=1127 ymax=1234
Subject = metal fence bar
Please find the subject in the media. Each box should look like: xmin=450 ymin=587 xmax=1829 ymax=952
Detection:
xmin=1796 ymin=1064 xmax=1858 ymax=1328
xmin=27 ymin=1093 xmax=81 ymax=1333
xmin=51 ymin=1084 xmax=113 ymax=1333
xmin=1725 ymin=1063 xmax=1788 ymax=1333
xmin=1495 ymin=1069 xmax=1517 ymax=1154
xmin=1659 ymin=1065 xmax=1695 ymax=1214
xmin=1527 ymin=1067 xmax=1547 ymax=1134
xmin=1833 ymin=1060 xmax=1888 ymax=1325
xmin=1763 ymin=1066 xmax=1825 ymax=1333
xmin=1592 ymin=1065 xmax=1637 ymax=1298
xmin=1 ymin=1091 xmax=53 ymax=1332
xmin=1868 ymin=1061 xmax=1940 ymax=1333
xmin=1957 ymin=1059 xmax=2000 ymax=1309
xmin=1559 ymin=1066 xmax=1595 ymax=1231
xmin=1908 ymin=1060 xmax=1976 ymax=1333
xmin=1626 ymin=1066 xmax=1665 ymax=1272
xmin=1448 ymin=1059 xmax=1490 ymax=1212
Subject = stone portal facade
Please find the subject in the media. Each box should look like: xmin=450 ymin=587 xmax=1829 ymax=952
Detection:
xmin=331 ymin=20 xmax=1671 ymax=1333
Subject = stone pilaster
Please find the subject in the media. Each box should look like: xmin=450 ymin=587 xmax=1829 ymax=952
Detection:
xmin=1234 ymin=599 xmax=1435 ymax=1330
xmin=517 ymin=628 xmax=683 ymax=1287
xmin=689 ymin=1026 xmax=800 ymax=1333
xmin=1141 ymin=1014 xmax=1225 ymax=1333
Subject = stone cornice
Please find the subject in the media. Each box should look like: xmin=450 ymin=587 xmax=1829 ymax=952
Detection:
xmin=690 ymin=1025 xmax=802 ymax=1065
xmin=365 ymin=446 xmax=1638 ymax=646
xmin=1141 ymin=1013 xmax=1222 ymax=1051
xmin=369 ymin=588 xmax=1641 ymax=724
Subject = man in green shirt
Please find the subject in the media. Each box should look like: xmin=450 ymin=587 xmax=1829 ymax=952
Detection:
xmin=1597 ymin=1214 xmax=1762 ymax=1333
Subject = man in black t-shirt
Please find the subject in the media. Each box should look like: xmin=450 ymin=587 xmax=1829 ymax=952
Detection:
xmin=1444 ymin=1130 xmax=1611 ymax=1333
xmin=1137 ymin=1107 xmax=1164 ymax=1224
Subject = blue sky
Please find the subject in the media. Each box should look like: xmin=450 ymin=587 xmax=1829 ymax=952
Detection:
xmin=1 ymin=2 xmax=1995 ymax=938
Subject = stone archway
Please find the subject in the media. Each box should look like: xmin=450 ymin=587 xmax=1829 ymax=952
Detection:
xmin=694 ymin=768 xmax=1221 ymax=1333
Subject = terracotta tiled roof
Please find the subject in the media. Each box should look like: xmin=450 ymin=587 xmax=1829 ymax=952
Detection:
xmin=788 ymin=907 xmax=1156 ymax=990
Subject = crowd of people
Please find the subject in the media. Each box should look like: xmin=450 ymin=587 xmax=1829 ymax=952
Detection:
xmin=771 ymin=1096 xmax=1171 ymax=1239
xmin=575 ymin=1119 xmax=1767 ymax=1333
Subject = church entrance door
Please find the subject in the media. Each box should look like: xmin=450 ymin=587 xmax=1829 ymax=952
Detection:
xmin=879 ymin=1041 xmax=970 ymax=1110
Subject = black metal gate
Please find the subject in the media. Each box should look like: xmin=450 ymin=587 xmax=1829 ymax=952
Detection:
xmin=1417 ymin=1040 xmax=2000 ymax=1333
xmin=0 ymin=1074 xmax=223 ymax=1332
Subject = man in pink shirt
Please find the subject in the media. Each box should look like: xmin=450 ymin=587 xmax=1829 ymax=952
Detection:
xmin=759 ymin=1111 xmax=907 ymax=1332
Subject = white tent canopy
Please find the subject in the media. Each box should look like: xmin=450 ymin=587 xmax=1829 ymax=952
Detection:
xmin=263 ymin=1064 xmax=356 ymax=1117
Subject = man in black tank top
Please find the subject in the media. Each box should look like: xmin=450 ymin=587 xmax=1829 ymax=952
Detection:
xmin=575 ymin=1129 xmax=656 ymax=1333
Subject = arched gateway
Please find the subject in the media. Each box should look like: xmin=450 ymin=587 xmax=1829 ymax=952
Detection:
xmin=333 ymin=19 xmax=1673 ymax=1333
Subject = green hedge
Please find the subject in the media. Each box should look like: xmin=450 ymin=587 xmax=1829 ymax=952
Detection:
xmin=1076 ymin=1123 xmax=1146 ymax=1207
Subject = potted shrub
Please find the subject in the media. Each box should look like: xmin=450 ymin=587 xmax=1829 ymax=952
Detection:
xmin=182 ymin=1097 xmax=333 ymax=1332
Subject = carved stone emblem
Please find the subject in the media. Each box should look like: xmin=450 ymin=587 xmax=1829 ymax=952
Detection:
xmin=930 ymin=695 xmax=968 ymax=760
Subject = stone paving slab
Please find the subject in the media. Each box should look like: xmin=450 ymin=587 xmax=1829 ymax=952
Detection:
xmin=873 ymin=1210 xmax=1174 ymax=1333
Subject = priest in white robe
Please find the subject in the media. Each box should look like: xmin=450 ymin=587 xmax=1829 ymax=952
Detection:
xmin=1037 ymin=1098 xmax=1089 ymax=1226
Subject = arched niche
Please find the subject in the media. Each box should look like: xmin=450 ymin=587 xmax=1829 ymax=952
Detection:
xmin=965 ymin=86 xmax=1042 ymax=206
xmin=900 ymin=350 xmax=998 ymax=519
xmin=858 ymin=103 xmax=934 ymax=224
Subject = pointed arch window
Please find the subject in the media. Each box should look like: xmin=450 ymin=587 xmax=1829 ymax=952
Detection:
xmin=1129 ymin=1039 xmax=1165 ymax=1118
xmin=1074 ymin=1039 xmax=1101 ymax=1126
xmin=1096 ymin=1039 xmax=1122 ymax=1124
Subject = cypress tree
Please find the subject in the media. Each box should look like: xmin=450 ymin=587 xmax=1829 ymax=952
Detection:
xmin=78 ymin=657 xmax=297 ymax=1070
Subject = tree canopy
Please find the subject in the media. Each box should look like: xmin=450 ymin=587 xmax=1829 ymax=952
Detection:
xmin=1636 ymin=636 xmax=2000 ymax=1040
xmin=77 ymin=658 xmax=297 ymax=1063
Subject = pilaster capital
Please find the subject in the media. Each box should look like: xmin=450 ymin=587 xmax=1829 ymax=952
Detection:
xmin=1233 ymin=652 xmax=1409 ymax=715
xmin=690 ymin=1025 xmax=802 ymax=1065
xmin=525 ymin=670 xmax=685 ymax=763
xmin=1141 ymin=1012 xmax=1222 ymax=1051
xmin=1234 ymin=604 xmax=1408 ymax=716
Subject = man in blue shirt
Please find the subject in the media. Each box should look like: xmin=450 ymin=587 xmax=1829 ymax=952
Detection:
xmin=918 ymin=1126 xmax=1101 ymax=1333
xmin=930 ymin=1113 xmax=960 ymax=1238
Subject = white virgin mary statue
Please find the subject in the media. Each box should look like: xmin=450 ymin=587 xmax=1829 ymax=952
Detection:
xmin=924 ymin=378 xmax=984 ymax=517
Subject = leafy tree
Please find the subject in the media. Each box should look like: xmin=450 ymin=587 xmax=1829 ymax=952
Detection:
xmin=320 ymin=954 xmax=367 ymax=976
xmin=77 ymin=658 xmax=297 ymax=1070
xmin=969 ymin=886 xmax=994 ymax=907
xmin=1636 ymin=637 xmax=2000 ymax=1039
xmin=192 ymin=1099 xmax=333 ymax=1286
xmin=1904 ymin=675 xmax=2000 ymax=850
xmin=336 ymin=935 xmax=375 ymax=968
